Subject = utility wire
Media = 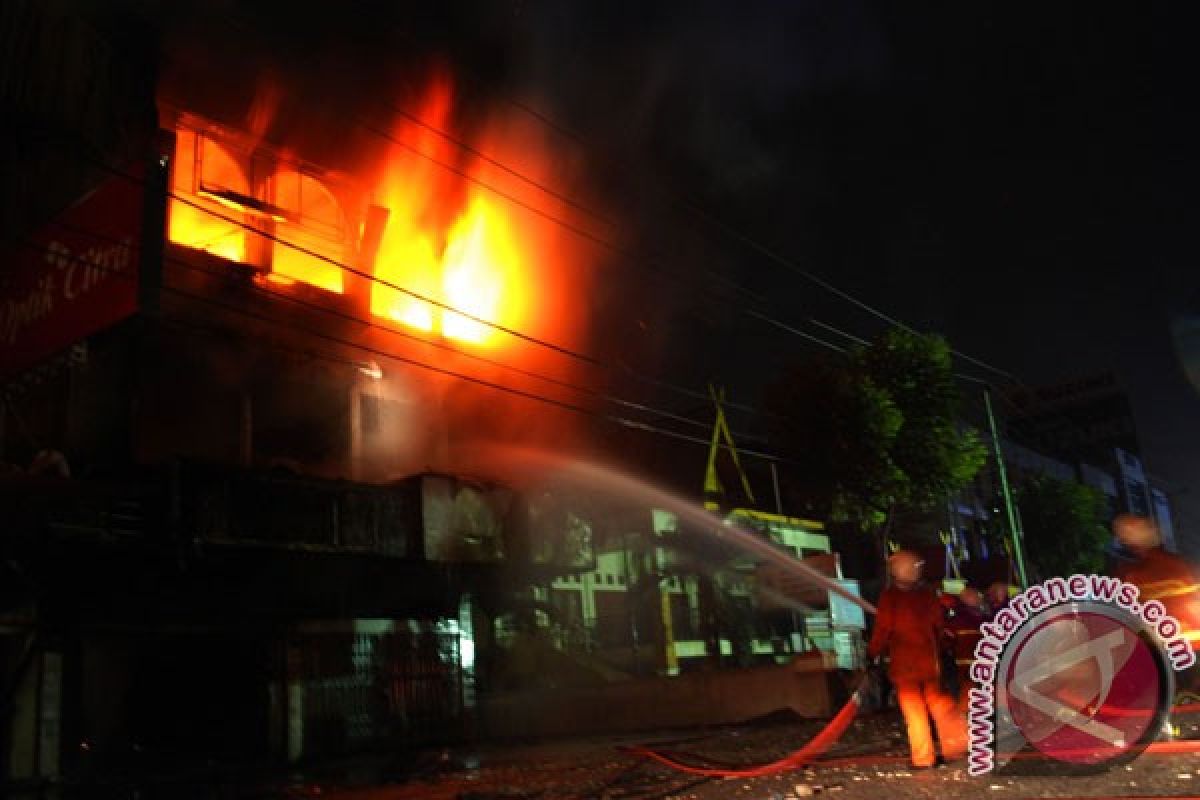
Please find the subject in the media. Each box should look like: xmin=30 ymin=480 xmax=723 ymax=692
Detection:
xmin=166 ymin=10 xmax=1020 ymax=396
xmin=87 ymin=155 xmax=787 ymax=419
xmin=154 ymin=278 xmax=786 ymax=461
xmin=377 ymin=100 xmax=617 ymax=229
xmin=155 ymin=33 xmax=897 ymax=412
xmin=375 ymin=24 xmax=1020 ymax=382
xmin=351 ymin=118 xmax=850 ymax=387
xmin=8 ymin=230 xmax=784 ymax=462
xmin=52 ymin=214 xmax=765 ymax=443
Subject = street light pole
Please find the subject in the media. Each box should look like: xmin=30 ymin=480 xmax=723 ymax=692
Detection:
xmin=984 ymin=388 xmax=1029 ymax=588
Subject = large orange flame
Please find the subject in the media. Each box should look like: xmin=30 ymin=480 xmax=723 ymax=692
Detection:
xmin=367 ymin=77 xmax=532 ymax=347
xmin=164 ymin=72 xmax=594 ymax=358
xmin=441 ymin=193 xmax=524 ymax=344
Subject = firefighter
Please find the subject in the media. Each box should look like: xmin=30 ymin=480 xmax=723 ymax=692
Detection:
xmin=985 ymin=581 xmax=1010 ymax=619
xmin=867 ymin=550 xmax=968 ymax=768
xmin=1114 ymin=514 xmax=1200 ymax=662
xmin=944 ymin=586 xmax=986 ymax=711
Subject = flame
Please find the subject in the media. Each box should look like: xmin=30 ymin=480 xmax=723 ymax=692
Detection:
xmin=367 ymin=77 xmax=531 ymax=347
xmin=441 ymin=194 xmax=522 ymax=344
xmin=164 ymin=70 xmax=594 ymax=356
xmin=167 ymin=131 xmax=350 ymax=295
xmin=267 ymin=168 xmax=346 ymax=294
xmin=371 ymin=233 xmax=439 ymax=331
xmin=167 ymin=129 xmax=248 ymax=262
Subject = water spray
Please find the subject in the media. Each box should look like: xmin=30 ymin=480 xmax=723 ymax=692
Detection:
xmin=470 ymin=446 xmax=877 ymax=777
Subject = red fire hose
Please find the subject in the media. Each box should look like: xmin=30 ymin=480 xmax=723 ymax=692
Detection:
xmin=623 ymin=692 xmax=1200 ymax=777
xmin=621 ymin=679 xmax=867 ymax=778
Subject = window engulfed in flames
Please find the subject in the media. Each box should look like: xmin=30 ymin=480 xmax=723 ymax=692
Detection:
xmin=168 ymin=128 xmax=251 ymax=264
xmin=165 ymin=80 xmax=539 ymax=347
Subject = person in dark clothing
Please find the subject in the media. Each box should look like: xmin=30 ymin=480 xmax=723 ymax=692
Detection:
xmin=944 ymin=586 xmax=986 ymax=711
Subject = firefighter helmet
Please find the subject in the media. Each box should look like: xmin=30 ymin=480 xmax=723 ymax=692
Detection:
xmin=888 ymin=550 xmax=924 ymax=586
xmin=1114 ymin=513 xmax=1160 ymax=552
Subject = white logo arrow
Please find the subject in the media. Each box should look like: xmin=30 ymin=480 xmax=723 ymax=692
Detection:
xmin=1009 ymin=628 xmax=1129 ymax=747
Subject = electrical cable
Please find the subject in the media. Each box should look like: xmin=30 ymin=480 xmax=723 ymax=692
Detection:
xmin=26 ymin=135 xmax=1013 ymax=459
xmin=374 ymin=100 xmax=617 ymax=230
xmin=375 ymin=24 xmax=1020 ymax=382
xmin=159 ymin=11 xmax=1022 ymax=413
xmin=45 ymin=215 xmax=765 ymax=443
xmin=85 ymin=155 xmax=783 ymax=418
xmin=152 ymin=283 xmax=784 ymax=458
xmin=6 ymin=232 xmax=790 ymax=464
xmin=352 ymin=115 xmax=859 ymax=370
xmin=155 ymin=68 xmax=890 ymax=411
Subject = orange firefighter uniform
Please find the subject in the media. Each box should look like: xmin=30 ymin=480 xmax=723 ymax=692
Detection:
xmin=1117 ymin=546 xmax=1200 ymax=650
xmin=868 ymin=571 xmax=967 ymax=767
xmin=1113 ymin=514 xmax=1200 ymax=653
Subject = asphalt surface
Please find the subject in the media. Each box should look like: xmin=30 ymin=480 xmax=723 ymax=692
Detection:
xmin=12 ymin=708 xmax=1200 ymax=799
xmin=278 ymin=709 xmax=1200 ymax=800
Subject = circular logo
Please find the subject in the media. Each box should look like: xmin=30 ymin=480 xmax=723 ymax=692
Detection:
xmin=1000 ymin=605 xmax=1170 ymax=767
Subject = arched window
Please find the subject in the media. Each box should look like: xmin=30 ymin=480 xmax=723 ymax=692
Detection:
xmin=266 ymin=169 xmax=349 ymax=294
xmin=168 ymin=129 xmax=251 ymax=263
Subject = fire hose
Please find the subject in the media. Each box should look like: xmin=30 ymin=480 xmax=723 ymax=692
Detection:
xmin=620 ymin=675 xmax=869 ymax=777
xmin=623 ymin=689 xmax=1200 ymax=777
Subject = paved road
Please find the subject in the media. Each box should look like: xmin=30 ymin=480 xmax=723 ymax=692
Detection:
xmin=298 ymin=710 xmax=1200 ymax=800
xmin=12 ymin=710 xmax=1200 ymax=799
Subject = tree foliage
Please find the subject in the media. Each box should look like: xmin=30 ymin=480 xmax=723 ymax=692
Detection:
xmin=767 ymin=329 xmax=987 ymax=533
xmin=1017 ymin=474 xmax=1110 ymax=579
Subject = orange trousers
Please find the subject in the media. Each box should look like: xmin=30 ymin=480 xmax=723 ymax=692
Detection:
xmin=895 ymin=679 xmax=967 ymax=767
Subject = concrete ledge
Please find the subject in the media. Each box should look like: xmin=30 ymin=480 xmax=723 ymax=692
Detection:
xmin=479 ymin=664 xmax=837 ymax=740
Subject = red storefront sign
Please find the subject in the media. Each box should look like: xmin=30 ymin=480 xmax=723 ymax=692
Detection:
xmin=0 ymin=168 xmax=144 ymax=378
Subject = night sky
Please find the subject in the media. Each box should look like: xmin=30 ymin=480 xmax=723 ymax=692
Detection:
xmin=84 ymin=2 xmax=1200 ymax=547
xmin=470 ymin=2 xmax=1196 ymax=548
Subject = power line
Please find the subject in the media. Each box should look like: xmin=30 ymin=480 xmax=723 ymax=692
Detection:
xmin=156 ymin=284 xmax=755 ymax=456
xmin=744 ymin=310 xmax=846 ymax=353
xmin=155 ymin=21 xmax=915 ymax=407
xmin=163 ymin=163 xmax=985 ymax=419
xmin=351 ymin=117 xmax=849 ymax=382
xmin=354 ymin=93 xmax=858 ymax=378
xmin=376 ymin=28 xmax=1020 ymax=383
xmin=86 ymin=155 xmax=799 ymax=418
xmin=809 ymin=318 xmax=869 ymax=348
xmin=19 ymin=234 xmax=789 ymax=462
xmin=39 ymin=214 xmax=767 ymax=444
xmin=12 ymin=214 xmax=781 ymax=458
xmin=378 ymin=100 xmax=617 ymax=230
xmin=164 ymin=10 xmax=1020 ymax=404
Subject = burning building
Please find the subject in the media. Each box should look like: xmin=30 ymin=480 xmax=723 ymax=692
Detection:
xmin=0 ymin=5 xmax=849 ymax=786
xmin=0 ymin=15 xmax=634 ymax=776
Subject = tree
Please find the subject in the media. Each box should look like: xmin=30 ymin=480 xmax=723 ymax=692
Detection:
xmin=857 ymin=329 xmax=988 ymax=517
xmin=766 ymin=329 xmax=987 ymax=541
xmin=1016 ymin=474 xmax=1110 ymax=579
